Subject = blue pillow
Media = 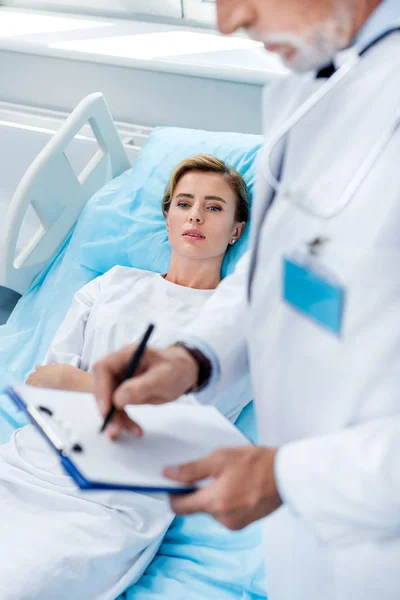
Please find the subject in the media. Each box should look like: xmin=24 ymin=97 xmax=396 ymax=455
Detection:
xmin=80 ymin=126 xmax=263 ymax=276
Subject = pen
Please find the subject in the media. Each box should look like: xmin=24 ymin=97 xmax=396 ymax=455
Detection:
xmin=100 ymin=323 xmax=155 ymax=433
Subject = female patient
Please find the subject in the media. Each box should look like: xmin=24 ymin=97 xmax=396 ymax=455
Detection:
xmin=0 ymin=155 xmax=249 ymax=600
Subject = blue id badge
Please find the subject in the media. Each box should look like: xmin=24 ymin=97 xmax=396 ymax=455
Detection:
xmin=283 ymin=255 xmax=346 ymax=336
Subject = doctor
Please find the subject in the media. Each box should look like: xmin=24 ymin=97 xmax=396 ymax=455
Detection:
xmin=93 ymin=0 xmax=400 ymax=598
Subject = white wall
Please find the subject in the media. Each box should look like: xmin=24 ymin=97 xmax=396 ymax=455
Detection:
xmin=0 ymin=49 xmax=264 ymax=133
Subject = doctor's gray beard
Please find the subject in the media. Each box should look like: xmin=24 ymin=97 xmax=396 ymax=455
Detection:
xmin=248 ymin=0 xmax=357 ymax=72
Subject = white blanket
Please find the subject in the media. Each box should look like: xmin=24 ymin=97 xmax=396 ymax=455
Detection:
xmin=0 ymin=267 xmax=213 ymax=599
xmin=0 ymin=425 xmax=172 ymax=600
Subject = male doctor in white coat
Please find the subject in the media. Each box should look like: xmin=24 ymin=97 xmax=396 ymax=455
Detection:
xmin=94 ymin=0 xmax=400 ymax=598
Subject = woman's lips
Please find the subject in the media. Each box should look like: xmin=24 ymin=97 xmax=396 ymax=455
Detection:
xmin=183 ymin=229 xmax=205 ymax=241
xmin=183 ymin=233 xmax=205 ymax=241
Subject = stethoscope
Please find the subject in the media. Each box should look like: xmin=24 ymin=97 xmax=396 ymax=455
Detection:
xmin=248 ymin=26 xmax=400 ymax=300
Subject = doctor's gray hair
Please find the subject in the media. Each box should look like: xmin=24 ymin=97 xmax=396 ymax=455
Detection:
xmin=162 ymin=154 xmax=249 ymax=223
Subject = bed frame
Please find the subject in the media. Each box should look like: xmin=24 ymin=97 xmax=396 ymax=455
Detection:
xmin=0 ymin=93 xmax=131 ymax=296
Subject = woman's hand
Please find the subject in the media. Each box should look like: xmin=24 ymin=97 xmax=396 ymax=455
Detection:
xmin=164 ymin=446 xmax=283 ymax=530
xmin=26 ymin=364 xmax=94 ymax=393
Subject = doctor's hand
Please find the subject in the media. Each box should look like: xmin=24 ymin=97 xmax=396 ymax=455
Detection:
xmin=164 ymin=446 xmax=283 ymax=530
xmin=93 ymin=344 xmax=199 ymax=437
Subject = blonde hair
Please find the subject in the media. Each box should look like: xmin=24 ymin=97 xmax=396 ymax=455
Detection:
xmin=162 ymin=154 xmax=249 ymax=223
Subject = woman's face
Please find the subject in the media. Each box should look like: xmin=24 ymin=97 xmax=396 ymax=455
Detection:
xmin=165 ymin=171 xmax=245 ymax=262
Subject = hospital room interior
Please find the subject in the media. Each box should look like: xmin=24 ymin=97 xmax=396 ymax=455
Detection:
xmin=0 ymin=2 xmax=276 ymax=599
xmin=1 ymin=0 xmax=399 ymax=599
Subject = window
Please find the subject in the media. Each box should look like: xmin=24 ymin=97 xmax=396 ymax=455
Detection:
xmin=183 ymin=0 xmax=216 ymax=24
xmin=0 ymin=1 xmax=183 ymax=19
xmin=2 ymin=0 xmax=219 ymax=26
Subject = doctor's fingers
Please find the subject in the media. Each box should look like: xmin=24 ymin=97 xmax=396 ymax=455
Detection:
xmin=168 ymin=477 xmax=249 ymax=527
xmin=93 ymin=345 xmax=137 ymax=415
xmin=112 ymin=346 xmax=199 ymax=409
xmin=105 ymin=410 xmax=143 ymax=440
xmin=93 ymin=344 xmax=167 ymax=412
xmin=170 ymin=475 xmax=270 ymax=531
xmin=166 ymin=452 xmax=226 ymax=514
xmin=164 ymin=451 xmax=225 ymax=484
xmin=169 ymin=486 xmax=217 ymax=516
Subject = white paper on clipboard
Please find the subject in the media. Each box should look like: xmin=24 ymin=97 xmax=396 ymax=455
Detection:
xmin=10 ymin=384 xmax=250 ymax=491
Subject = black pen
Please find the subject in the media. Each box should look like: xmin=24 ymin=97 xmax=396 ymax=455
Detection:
xmin=100 ymin=323 xmax=155 ymax=433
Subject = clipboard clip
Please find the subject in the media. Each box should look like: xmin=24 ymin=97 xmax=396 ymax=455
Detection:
xmin=28 ymin=405 xmax=84 ymax=456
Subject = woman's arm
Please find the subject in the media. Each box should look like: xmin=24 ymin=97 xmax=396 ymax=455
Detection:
xmin=42 ymin=277 xmax=101 ymax=369
xmin=26 ymin=276 xmax=102 ymax=391
xmin=27 ymin=364 xmax=94 ymax=393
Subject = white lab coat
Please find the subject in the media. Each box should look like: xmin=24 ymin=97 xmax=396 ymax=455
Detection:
xmin=186 ymin=33 xmax=400 ymax=599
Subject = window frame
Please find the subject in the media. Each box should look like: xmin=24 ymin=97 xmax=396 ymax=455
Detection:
xmin=182 ymin=0 xmax=216 ymax=25
xmin=0 ymin=0 xmax=184 ymax=19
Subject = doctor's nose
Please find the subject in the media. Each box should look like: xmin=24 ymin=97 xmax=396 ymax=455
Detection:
xmin=217 ymin=3 xmax=255 ymax=36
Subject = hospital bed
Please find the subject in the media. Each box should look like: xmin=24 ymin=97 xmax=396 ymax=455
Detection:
xmin=0 ymin=93 xmax=266 ymax=599
xmin=0 ymin=93 xmax=132 ymax=298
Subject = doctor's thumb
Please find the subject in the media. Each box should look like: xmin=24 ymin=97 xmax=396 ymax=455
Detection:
xmin=112 ymin=345 xmax=198 ymax=408
xmin=113 ymin=370 xmax=169 ymax=408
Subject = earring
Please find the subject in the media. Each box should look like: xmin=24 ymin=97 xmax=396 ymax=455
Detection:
xmin=230 ymin=239 xmax=236 ymax=245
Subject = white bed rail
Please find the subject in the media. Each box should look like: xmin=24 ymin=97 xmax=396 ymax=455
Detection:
xmin=0 ymin=92 xmax=131 ymax=295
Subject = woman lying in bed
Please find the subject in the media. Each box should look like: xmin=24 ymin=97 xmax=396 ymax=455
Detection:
xmin=0 ymin=155 xmax=249 ymax=600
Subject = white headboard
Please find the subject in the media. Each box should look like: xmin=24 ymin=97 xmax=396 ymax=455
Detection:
xmin=0 ymin=92 xmax=131 ymax=295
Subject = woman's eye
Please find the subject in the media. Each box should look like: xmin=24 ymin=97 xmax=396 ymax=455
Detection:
xmin=208 ymin=206 xmax=222 ymax=212
xmin=177 ymin=202 xmax=190 ymax=208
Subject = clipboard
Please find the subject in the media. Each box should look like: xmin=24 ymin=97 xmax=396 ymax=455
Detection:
xmin=4 ymin=384 xmax=250 ymax=494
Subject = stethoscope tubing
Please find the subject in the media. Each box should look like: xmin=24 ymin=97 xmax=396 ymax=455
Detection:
xmin=248 ymin=27 xmax=400 ymax=299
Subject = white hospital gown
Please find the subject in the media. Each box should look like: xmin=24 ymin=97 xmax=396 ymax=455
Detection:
xmin=0 ymin=267 xmax=219 ymax=600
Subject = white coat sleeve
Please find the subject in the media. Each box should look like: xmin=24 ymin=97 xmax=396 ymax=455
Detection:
xmin=180 ymin=251 xmax=251 ymax=412
xmin=179 ymin=79 xmax=292 ymax=414
xmin=275 ymin=417 xmax=400 ymax=546
xmin=43 ymin=277 xmax=101 ymax=368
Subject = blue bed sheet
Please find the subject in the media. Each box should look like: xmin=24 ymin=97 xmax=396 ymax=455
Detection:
xmin=122 ymin=515 xmax=266 ymax=600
